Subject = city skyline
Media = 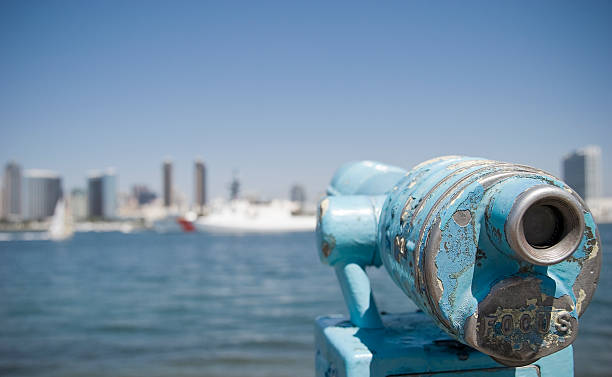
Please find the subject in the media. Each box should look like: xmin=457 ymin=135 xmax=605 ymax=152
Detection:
xmin=2 ymin=144 xmax=608 ymax=207
xmin=1 ymin=1 xmax=611 ymax=200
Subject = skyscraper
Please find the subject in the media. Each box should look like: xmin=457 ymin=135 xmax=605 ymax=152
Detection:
xmin=22 ymin=170 xmax=62 ymax=221
xmin=290 ymin=184 xmax=306 ymax=204
xmin=132 ymin=185 xmax=157 ymax=206
xmin=194 ymin=159 xmax=206 ymax=212
xmin=2 ymin=161 xmax=22 ymax=220
xmin=562 ymin=145 xmax=603 ymax=200
xmin=87 ymin=170 xmax=117 ymax=219
xmin=102 ymin=170 xmax=117 ymax=219
xmin=70 ymin=188 xmax=87 ymax=221
xmin=163 ymin=160 xmax=172 ymax=207
xmin=88 ymin=175 xmax=103 ymax=218
xmin=230 ymin=171 xmax=240 ymax=201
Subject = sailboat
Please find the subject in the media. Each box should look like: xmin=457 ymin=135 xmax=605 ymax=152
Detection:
xmin=48 ymin=199 xmax=74 ymax=241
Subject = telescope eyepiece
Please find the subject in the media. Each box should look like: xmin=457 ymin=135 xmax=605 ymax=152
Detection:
xmin=506 ymin=185 xmax=585 ymax=266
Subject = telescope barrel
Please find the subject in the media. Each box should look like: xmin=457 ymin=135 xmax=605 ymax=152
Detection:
xmin=317 ymin=156 xmax=601 ymax=366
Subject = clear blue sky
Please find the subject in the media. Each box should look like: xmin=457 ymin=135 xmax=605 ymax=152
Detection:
xmin=1 ymin=1 xmax=611 ymax=201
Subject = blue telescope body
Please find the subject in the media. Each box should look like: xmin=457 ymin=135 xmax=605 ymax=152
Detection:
xmin=316 ymin=156 xmax=601 ymax=366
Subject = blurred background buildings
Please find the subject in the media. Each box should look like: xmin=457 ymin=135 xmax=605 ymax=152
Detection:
xmin=1 ymin=162 xmax=21 ymax=221
xmin=563 ymin=146 xmax=612 ymax=223
xmin=22 ymin=169 xmax=62 ymax=221
xmin=1 ymin=145 xmax=611 ymax=229
xmin=87 ymin=170 xmax=117 ymax=220
xmin=162 ymin=160 xmax=172 ymax=208
xmin=194 ymin=159 xmax=206 ymax=215
xmin=563 ymin=145 xmax=602 ymax=200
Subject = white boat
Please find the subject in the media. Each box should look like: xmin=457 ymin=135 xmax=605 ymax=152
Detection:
xmin=152 ymin=211 xmax=197 ymax=233
xmin=48 ymin=199 xmax=74 ymax=241
xmin=195 ymin=200 xmax=315 ymax=233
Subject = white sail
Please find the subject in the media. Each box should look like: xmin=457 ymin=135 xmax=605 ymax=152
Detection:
xmin=49 ymin=199 xmax=74 ymax=241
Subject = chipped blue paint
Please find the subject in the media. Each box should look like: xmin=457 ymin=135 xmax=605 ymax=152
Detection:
xmin=435 ymin=185 xmax=484 ymax=337
xmin=317 ymin=195 xmax=385 ymax=267
xmin=316 ymin=156 xmax=601 ymax=373
xmin=316 ymin=194 xmax=387 ymax=328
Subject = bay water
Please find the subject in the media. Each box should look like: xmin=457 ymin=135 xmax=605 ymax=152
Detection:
xmin=0 ymin=225 xmax=610 ymax=376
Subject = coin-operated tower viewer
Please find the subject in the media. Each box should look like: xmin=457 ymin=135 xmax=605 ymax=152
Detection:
xmin=315 ymin=156 xmax=601 ymax=377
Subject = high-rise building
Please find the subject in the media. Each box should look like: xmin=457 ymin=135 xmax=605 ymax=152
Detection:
xmin=132 ymin=185 xmax=157 ymax=206
xmin=87 ymin=170 xmax=117 ymax=219
xmin=2 ymin=161 xmax=22 ymax=220
xmin=562 ymin=146 xmax=603 ymax=200
xmin=22 ymin=170 xmax=62 ymax=221
xmin=88 ymin=175 xmax=103 ymax=218
xmin=70 ymin=188 xmax=87 ymax=221
xmin=102 ymin=170 xmax=117 ymax=219
xmin=194 ymin=159 xmax=206 ymax=211
xmin=290 ymin=184 xmax=306 ymax=204
xmin=163 ymin=160 xmax=172 ymax=207
xmin=230 ymin=172 xmax=240 ymax=201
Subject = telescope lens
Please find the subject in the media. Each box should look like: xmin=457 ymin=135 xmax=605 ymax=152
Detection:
xmin=523 ymin=204 xmax=564 ymax=249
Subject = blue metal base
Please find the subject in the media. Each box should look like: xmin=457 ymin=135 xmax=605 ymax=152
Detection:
xmin=315 ymin=312 xmax=573 ymax=377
